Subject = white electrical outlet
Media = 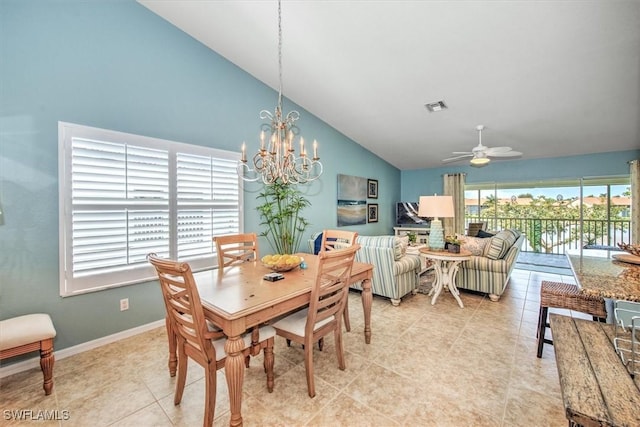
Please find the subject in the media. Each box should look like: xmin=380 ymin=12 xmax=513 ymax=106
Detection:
xmin=120 ymin=298 xmax=129 ymax=311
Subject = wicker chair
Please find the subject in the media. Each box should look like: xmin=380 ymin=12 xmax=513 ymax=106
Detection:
xmin=466 ymin=222 xmax=486 ymax=237
xmin=536 ymin=280 xmax=607 ymax=358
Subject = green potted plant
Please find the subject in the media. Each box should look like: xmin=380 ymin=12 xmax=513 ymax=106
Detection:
xmin=256 ymin=181 xmax=311 ymax=254
xmin=406 ymin=231 xmax=417 ymax=246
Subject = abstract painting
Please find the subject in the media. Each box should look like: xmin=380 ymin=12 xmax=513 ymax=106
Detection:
xmin=337 ymin=174 xmax=367 ymax=226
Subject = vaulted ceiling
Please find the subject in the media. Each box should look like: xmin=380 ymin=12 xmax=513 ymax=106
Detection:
xmin=139 ymin=0 xmax=640 ymax=170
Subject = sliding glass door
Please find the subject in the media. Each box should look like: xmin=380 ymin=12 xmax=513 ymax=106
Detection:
xmin=465 ymin=176 xmax=631 ymax=254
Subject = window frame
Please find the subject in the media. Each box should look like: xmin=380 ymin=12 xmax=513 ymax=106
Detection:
xmin=58 ymin=122 xmax=243 ymax=297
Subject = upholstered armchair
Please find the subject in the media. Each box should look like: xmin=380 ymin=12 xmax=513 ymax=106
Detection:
xmin=308 ymin=233 xmax=421 ymax=306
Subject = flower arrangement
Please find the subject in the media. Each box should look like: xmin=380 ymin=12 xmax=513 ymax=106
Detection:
xmin=445 ymin=236 xmax=462 ymax=245
xmin=445 ymin=236 xmax=462 ymax=253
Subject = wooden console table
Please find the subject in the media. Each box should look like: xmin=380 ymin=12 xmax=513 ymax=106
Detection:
xmin=550 ymin=314 xmax=640 ymax=427
xmin=394 ymin=227 xmax=430 ymax=245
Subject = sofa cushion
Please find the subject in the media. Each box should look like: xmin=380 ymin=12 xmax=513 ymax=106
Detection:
xmin=394 ymin=254 xmax=422 ymax=275
xmin=399 ymin=236 xmax=409 ymax=256
xmin=484 ymin=229 xmax=520 ymax=260
xmin=462 ymin=256 xmax=509 ymax=274
xmin=477 ymin=229 xmax=495 ymax=238
xmin=458 ymin=235 xmax=489 ymax=256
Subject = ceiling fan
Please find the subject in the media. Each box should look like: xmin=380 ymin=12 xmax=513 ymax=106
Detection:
xmin=442 ymin=125 xmax=523 ymax=167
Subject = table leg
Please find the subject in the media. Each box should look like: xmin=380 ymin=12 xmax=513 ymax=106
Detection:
xmin=446 ymin=261 xmax=464 ymax=308
xmin=361 ymin=277 xmax=372 ymax=344
xmin=225 ymin=335 xmax=247 ymax=427
xmin=430 ymin=261 xmax=444 ymax=305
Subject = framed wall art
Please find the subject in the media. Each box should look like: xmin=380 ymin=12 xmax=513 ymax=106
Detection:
xmin=337 ymin=174 xmax=367 ymax=226
xmin=367 ymin=179 xmax=378 ymax=199
xmin=367 ymin=203 xmax=379 ymax=223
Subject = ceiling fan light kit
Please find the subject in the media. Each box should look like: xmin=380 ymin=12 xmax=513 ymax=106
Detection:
xmin=442 ymin=124 xmax=523 ymax=166
xmin=470 ymin=157 xmax=490 ymax=166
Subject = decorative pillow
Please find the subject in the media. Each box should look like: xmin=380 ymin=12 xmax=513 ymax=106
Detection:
xmin=313 ymin=232 xmax=324 ymax=255
xmin=459 ymin=235 xmax=489 ymax=256
xmin=477 ymin=229 xmax=495 ymax=239
xmin=333 ymin=241 xmax=351 ymax=250
xmin=483 ymin=229 xmax=520 ymax=260
xmin=399 ymin=236 xmax=409 ymax=256
xmin=393 ymin=237 xmax=404 ymax=260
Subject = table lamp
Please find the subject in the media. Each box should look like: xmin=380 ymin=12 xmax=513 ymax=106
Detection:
xmin=418 ymin=195 xmax=454 ymax=251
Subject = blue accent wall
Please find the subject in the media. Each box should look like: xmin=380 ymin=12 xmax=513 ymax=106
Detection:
xmin=0 ymin=0 xmax=398 ymax=350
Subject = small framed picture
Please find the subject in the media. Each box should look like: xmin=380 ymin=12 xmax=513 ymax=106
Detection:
xmin=367 ymin=203 xmax=379 ymax=223
xmin=367 ymin=179 xmax=378 ymax=199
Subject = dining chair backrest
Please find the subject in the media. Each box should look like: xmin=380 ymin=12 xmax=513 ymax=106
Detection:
xmin=320 ymin=230 xmax=358 ymax=252
xmin=306 ymin=244 xmax=360 ymax=337
xmin=213 ymin=233 xmax=259 ymax=271
xmin=147 ymin=253 xmax=221 ymax=365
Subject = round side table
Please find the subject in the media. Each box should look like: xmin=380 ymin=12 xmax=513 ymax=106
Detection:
xmin=419 ymin=248 xmax=472 ymax=308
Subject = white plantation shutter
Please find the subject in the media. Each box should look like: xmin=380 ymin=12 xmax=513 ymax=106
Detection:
xmin=59 ymin=122 xmax=242 ymax=296
xmin=176 ymin=153 xmax=240 ymax=258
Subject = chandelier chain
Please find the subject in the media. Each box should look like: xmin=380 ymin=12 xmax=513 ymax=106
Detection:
xmin=237 ymin=0 xmax=323 ymax=185
xmin=277 ymin=0 xmax=283 ymax=109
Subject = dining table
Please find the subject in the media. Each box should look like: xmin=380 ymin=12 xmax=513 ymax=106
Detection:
xmin=188 ymin=253 xmax=374 ymax=427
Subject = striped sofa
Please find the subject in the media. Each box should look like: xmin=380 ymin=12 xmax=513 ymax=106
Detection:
xmin=308 ymin=233 xmax=421 ymax=306
xmin=455 ymin=229 xmax=525 ymax=302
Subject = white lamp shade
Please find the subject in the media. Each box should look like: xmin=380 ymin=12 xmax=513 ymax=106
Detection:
xmin=418 ymin=195 xmax=454 ymax=218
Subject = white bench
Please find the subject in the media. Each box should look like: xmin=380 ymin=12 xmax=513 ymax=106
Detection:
xmin=0 ymin=314 xmax=57 ymax=395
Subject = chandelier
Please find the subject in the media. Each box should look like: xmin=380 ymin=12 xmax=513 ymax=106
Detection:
xmin=237 ymin=0 xmax=322 ymax=185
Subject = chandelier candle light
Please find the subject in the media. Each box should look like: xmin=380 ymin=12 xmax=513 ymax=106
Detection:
xmin=418 ymin=195 xmax=455 ymax=251
xmin=237 ymin=0 xmax=322 ymax=185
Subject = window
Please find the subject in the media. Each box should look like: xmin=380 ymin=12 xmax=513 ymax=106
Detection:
xmin=59 ymin=122 xmax=242 ymax=296
xmin=464 ymin=177 xmax=631 ymax=254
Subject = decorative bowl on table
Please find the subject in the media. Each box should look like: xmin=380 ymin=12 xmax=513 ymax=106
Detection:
xmin=261 ymin=254 xmax=304 ymax=272
xmin=617 ymin=243 xmax=640 ymax=257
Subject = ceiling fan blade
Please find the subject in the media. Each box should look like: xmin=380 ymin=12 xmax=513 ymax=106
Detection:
xmin=442 ymin=154 xmax=473 ymax=163
xmin=452 ymin=151 xmax=473 ymax=155
xmin=485 ymin=146 xmax=512 ymax=155
xmin=487 ymin=150 xmax=523 ymax=158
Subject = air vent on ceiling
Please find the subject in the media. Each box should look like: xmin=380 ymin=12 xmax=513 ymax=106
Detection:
xmin=425 ymin=100 xmax=448 ymax=112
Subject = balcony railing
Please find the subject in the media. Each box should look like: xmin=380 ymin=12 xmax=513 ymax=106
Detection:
xmin=466 ymin=216 xmax=631 ymax=254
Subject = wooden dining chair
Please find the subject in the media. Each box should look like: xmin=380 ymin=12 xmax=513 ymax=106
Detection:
xmin=320 ymin=229 xmax=358 ymax=252
xmin=271 ymin=244 xmax=360 ymax=398
xmin=320 ymin=230 xmax=358 ymax=331
xmin=213 ymin=233 xmax=259 ymax=271
xmin=147 ymin=254 xmax=275 ymax=426
xmin=213 ymin=233 xmax=265 ymax=369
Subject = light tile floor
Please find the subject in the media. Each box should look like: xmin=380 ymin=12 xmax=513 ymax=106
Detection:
xmin=1 ymin=268 xmax=589 ymax=426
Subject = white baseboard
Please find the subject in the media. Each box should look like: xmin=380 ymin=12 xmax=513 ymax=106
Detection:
xmin=0 ymin=319 xmax=165 ymax=379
